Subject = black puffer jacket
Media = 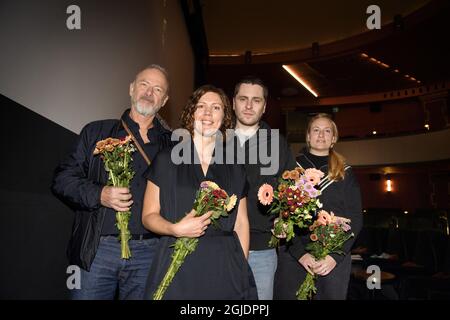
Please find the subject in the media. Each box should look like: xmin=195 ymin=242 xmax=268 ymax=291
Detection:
xmin=51 ymin=110 xmax=172 ymax=271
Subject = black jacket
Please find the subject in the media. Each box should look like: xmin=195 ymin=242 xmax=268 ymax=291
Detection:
xmin=288 ymin=149 xmax=363 ymax=264
xmin=235 ymin=121 xmax=296 ymax=250
xmin=51 ymin=110 xmax=172 ymax=271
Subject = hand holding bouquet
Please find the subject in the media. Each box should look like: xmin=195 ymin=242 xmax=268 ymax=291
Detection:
xmin=153 ymin=181 xmax=237 ymax=300
xmin=296 ymin=210 xmax=354 ymax=300
xmin=93 ymin=136 xmax=136 ymax=259
xmin=257 ymin=167 xmax=324 ymax=247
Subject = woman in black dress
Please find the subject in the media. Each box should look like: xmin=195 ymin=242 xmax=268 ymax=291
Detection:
xmin=274 ymin=113 xmax=363 ymax=300
xmin=141 ymin=85 xmax=257 ymax=300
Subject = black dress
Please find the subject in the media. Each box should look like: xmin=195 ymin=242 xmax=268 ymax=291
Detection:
xmin=143 ymin=141 xmax=258 ymax=300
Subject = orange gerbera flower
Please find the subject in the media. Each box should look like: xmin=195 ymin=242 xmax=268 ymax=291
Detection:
xmin=304 ymin=168 xmax=325 ymax=186
xmin=317 ymin=210 xmax=332 ymax=225
xmin=289 ymin=170 xmax=300 ymax=181
xmin=257 ymin=183 xmax=274 ymax=206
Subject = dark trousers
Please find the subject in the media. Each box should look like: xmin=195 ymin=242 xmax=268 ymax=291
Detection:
xmin=274 ymin=246 xmax=351 ymax=300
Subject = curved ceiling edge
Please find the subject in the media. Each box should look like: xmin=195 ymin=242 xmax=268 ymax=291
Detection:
xmin=209 ymin=0 xmax=446 ymax=65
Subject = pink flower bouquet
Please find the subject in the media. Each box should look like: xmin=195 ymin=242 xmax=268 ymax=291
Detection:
xmin=296 ymin=210 xmax=354 ymax=300
xmin=257 ymin=167 xmax=324 ymax=247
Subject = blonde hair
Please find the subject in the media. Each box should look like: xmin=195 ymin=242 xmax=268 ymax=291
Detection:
xmin=306 ymin=113 xmax=346 ymax=181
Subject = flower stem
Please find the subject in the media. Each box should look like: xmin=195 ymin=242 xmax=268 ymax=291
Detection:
xmin=153 ymin=241 xmax=190 ymax=300
xmin=296 ymin=272 xmax=317 ymax=300
xmin=116 ymin=211 xmax=131 ymax=259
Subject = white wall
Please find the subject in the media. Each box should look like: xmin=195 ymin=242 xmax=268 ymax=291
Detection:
xmin=0 ymin=0 xmax=194 ymax=133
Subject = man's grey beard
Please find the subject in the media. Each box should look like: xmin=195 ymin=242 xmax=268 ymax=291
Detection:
xmin=135 ymin=102 xmax=159 ymax=117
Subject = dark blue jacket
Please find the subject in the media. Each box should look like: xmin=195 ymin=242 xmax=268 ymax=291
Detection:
xmin=51 ymin=111 xmax=172 ymax=271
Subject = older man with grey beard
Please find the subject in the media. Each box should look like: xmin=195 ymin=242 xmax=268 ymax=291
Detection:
xmin=52 ymin=64 xmax=173 ymax=299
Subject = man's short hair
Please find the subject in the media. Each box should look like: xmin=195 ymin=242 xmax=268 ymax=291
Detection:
xmin=136 ymin=64 xmax=170 ymax=94
xmin=233 ymin=76 xmax=268 ymax=101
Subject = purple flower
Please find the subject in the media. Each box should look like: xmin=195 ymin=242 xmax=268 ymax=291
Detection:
xmin=200 ymin=181 xmax=209 ymax=189
xmin=307 ymin=189 xmax=318 ymax=198
xmin=336 ymin=217 xmax=352 ymax=232
xmin=303 ymin=182 xmax=314 ymax=191
xmin=295 ymin=180 xmax=305 ymax=189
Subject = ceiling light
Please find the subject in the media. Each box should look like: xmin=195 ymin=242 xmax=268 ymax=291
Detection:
xmin=380 ymin=63 xmax=390 ymax=68
xmin=361 ymin=53 xmax=369 ymax=58
xmin=372 ymin=131 xmax=377 ymax=135
xmin=405 ymin=74 xmax=410 ymax=78
xmin=282 ymin=65 xmax=318 ymax=98
xmin=394 ymin=69 xmax=399 ymax=73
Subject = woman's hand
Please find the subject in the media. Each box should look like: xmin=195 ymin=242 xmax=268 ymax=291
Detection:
xmin=172 ymin=209 xmax=213 ymax=238
xmin=312 ymin=255 xmax=337 ymax=276
xmin=298 ymin=253 xmax=318 ymax=275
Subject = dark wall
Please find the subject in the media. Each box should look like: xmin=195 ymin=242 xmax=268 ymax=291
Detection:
xmin=353 ymin=165 xmax=450 ymax=211
xmin=0 ymin=94 xmax=77 ymax=299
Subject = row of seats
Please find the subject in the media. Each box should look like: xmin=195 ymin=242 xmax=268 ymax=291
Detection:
xmin=349 ymin=212 xmax=450 ymax=300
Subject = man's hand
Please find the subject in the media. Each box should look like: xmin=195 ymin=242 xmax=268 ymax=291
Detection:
xmin=100 ymin=186 xmax=133 ymax=212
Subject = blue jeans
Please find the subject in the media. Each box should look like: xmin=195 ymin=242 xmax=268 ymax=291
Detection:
xmin=248 ymin=248 xmax=277 ymax=300
xmin=71 ymin=236 xmax=158 ymax=300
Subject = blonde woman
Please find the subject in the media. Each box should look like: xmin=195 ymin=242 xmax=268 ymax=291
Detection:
xmin=274 ymin=113 xmax=363 ymax=300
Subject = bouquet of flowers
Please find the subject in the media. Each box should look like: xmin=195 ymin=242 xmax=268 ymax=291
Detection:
xmin=93 ymin=136 xmax=136 ymax=259
xmin=296 ymin=210 xmax=354 ymax=300
xmin=153 ymin=181 xmax=237 ymax=300
xmin=257 ymin=167 xmax=324 ymax=247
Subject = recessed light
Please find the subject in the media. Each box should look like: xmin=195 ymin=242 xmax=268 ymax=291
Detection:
xmin=282 ymin=65 xmax=318 ymax=98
